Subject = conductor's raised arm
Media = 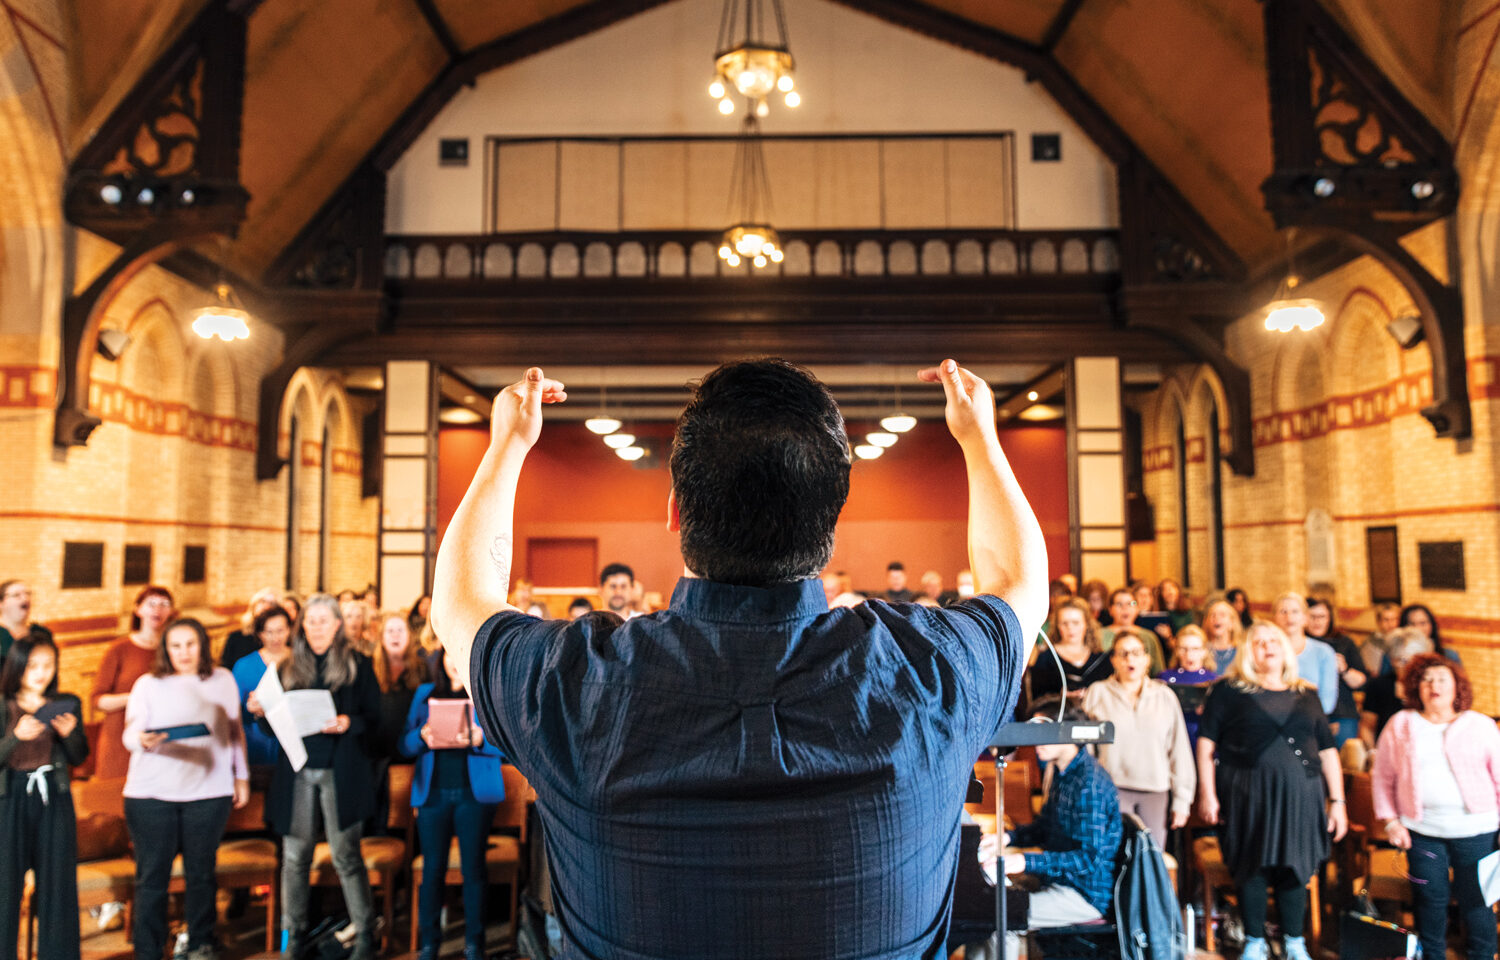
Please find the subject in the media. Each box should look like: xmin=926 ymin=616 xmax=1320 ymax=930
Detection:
xmin=917 ymin=359 xmax=1049 ymax=637
xmin=429 ymin=367 xmax=567 ymax=683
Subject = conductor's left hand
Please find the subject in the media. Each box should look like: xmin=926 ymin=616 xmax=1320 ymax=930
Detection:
xmin=491 ymin=368 xmax=567 ymax=452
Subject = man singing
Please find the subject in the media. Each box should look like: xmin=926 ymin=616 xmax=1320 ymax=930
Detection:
xmin=431 ymin=358 xmax=1047 ymax=959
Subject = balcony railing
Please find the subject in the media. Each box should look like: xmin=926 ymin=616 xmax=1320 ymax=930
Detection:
xmin=384 ymin=229 xmax=1121 ymax=283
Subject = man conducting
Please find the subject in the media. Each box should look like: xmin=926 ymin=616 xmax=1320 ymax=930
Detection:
xmin=431 ymin=358 xmax=1047 ymax=960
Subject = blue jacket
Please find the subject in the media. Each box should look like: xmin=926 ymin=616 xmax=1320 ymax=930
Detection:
xmin=400 ymin=684 xmax=506 ymax=806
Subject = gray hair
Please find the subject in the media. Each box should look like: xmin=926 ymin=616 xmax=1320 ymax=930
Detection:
xmin=1386 ymin=627 xmax=1433 ymax=667
xmin=281 ymin=593 xmax=358 ymax=691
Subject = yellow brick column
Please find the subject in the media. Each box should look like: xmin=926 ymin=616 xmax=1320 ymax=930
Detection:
xmin=1068 ymin=357 xmax=1128 ymax=588
xmin=379 ymin=361 xmax=438 ymax=612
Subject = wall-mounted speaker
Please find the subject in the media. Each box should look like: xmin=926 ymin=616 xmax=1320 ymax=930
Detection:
xmin=1385 ymin=313 xmax=1424 ymax=349
xmin=96 ymin=328 xmax=132 ymax=361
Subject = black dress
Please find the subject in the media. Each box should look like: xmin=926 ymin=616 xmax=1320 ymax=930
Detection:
xmin=1025 ymin=649 xmax=1110 ymax=706
xmin=1199 ymin=681 xmax=1335 ymax=884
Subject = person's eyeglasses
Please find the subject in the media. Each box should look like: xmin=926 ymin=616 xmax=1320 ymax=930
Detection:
xmin=141 ymin=599 xmax=172 ymax=609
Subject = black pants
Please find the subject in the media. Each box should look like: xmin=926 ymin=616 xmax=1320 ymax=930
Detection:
xmin=1238 ymin=866 xmax=1308 ymax=939
xmin=0 ymin=769 xmax=80 ymax=960
xmin=1408 ymin=829 xmax=1500 ymax=960
xmin=124 ymin=795 xmax=233 ymax=960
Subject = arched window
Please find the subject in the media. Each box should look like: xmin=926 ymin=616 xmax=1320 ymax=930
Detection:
xmin=1206 ymin=401 xmax=1225 ymax=590
xmin=319 ymin=422 xmax=333 ymax=592
xmin=285 ymin=414 xmax=301 ymax=590
xmin=1174 ymin=413 xmax=1190 ymax=583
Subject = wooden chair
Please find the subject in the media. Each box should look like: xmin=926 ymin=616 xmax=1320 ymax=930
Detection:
xmin=165 ymin=789 xmax=280 ymax=952
xmin=407 ymin=764 xmax=536 ymax=952
xmin=1192 ymin=834 xmax=1319 ymax=952
xmin=1342 ymin=771 xmax=1411 ymax=911
xmin=310 ymin=764 xmax=415 ymax=953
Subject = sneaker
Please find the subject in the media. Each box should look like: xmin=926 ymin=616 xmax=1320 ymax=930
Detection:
xmin=1283 ymin=935 xmax=1313 ymax=960
xmin=1241 ymin=936 xmax=1268 ymax=960
xmin=95 ymin=900 xmax=124 ymax=931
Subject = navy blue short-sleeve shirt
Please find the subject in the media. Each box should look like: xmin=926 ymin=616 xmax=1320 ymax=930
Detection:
xmin=470 ymin=577 xmax=1024 ymax=960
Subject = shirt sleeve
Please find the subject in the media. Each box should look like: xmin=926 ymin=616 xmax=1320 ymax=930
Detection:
xmin=1197 ymin=681 xmax=1229 ymax=742
xmin=1022 ymin=772 xmax=1117 ymax=882
xmin=1314 ymin=647 xmax=1339 ymax=714
xmin=925 ymin=595 xmax=1025 ymax=750
xmin=468 ymin=609 xmax=575 ymax=774
xmin=1310 ymin=692 xmax=1336 ymax=750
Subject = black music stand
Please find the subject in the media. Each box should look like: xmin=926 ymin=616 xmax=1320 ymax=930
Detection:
xmin=985 ymin=720 xmax=1115 ymax=951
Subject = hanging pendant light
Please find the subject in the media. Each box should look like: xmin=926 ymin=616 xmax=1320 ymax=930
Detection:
xmin=718 ymin=115 xmax=782 ymax=270
xmin=708 ymin=0 xmax=799 ymax=117
xmin=585 ymin=375 xmax=622 ymax=434
xmin=881 ymin=372 xmax=916 ymax=432
xmin=192 ymin=282 xmax=252 ymax=342
xmin=1263 ymin=228 xmax=1325 ymax=333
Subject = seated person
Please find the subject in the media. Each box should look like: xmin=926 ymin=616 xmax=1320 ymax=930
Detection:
xmin=972 ymin=697 xmax=1123 ymax=957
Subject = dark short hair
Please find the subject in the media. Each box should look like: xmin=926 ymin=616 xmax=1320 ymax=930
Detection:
xmin=567 ymin=596 xmax=594 ymax=612
xmin=671 ymin=359 xmax=849 ymax=586
xmin=1027 ymin=695 xmax=1091 ymax=725
xmin=254 ymin=606 xmax=292 ymax=637
xmin=1400 ymin=653 xmax=1473 ymax=713
xmin=887 ymin=562 xmax=905 ymax=572
xmin=600 ymin=563 xmax=634 ymax=585
xmin=153 ymin=617 xmax=214 ymax=679
xmin=0 ymin=635 xmax=59 ymax=698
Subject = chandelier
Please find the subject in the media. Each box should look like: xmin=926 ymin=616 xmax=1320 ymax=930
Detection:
xmin=709 ymin=0 xmax=799 ymax=118
xmin=192 ymin=283 xmax=251 ymax=342
xmin=1263 ymin=230 xmax=1324 ymax=333
xmin=718 ymin=116 xmax=782 ymax=269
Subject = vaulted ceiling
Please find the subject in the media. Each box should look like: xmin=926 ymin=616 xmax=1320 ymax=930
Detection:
xmin=68 ymin=0 xmax=1458 ymax=278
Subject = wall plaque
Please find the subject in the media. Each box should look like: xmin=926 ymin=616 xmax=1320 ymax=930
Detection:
xmin=1417 ymin=541 xmax=1464 ymax=591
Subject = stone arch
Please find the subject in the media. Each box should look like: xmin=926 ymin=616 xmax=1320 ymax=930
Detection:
xmin=118 ymin=298 xmax=188 ymax=405
xmin=1185 ymin=369 xmax=1227 ymax=593
xmin=1326 ymin=287 xmax=1402 ymax=397
xmin=185 ymin=342 xmax=238 ymax=419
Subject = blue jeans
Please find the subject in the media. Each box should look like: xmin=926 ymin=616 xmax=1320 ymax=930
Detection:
xmin=1407 ymin=829 xmax=1499 ymax=960
xmin=416 ymin=788 xmax=496 ymax=949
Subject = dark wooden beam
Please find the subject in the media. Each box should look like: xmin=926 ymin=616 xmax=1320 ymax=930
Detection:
xmin=412 ymin=0 xmax=462 ymax=61
xmin=1040 ymin=0 xmax=1088 ymax=53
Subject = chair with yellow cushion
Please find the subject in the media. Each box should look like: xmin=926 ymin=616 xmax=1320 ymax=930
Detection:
xmin=165 ymin=789 xmax=280 ymax=952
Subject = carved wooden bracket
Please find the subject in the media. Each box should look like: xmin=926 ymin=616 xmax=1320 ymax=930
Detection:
xmin=57 ymin=0 xmax=251 ymax=448
xmin=1261 ymin=0 xmax=1467 ymax=438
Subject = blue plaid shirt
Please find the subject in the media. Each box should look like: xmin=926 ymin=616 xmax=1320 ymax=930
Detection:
xmin=1010 ymin=748 xmax=1121 ymax=912
xmin=470 ymin=578 xmax=1025 ymax=960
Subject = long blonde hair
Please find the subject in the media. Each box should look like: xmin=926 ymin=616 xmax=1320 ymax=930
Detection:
xmin=1050 ymin=597 xmax=1101 ymax=654
xmin=1228 ymin=620 xmax=1312 ymax=692
xmin=1202 ymin=599 xmax=1244 ymax=648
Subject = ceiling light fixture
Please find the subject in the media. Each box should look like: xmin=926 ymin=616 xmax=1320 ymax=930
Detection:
xmin=585 ymin=374 xmax=622 ymax=434
xmin=853 ymin=443 xmax=884 ymax=460
xmin=880 ymin=371 xmax=915 ymax=433
xmin=192 ymin=282 xmax=251 ymax=342
xmin=709 ymin=0 xmax=798 ymax=118
xmin=1264 ymin=228 xmax=1325 ymax=333
xmin=718 ymin=116 xmax=782 ymax=269
xmin=603 ymin=433 xmax=637 ymax=449
xmin=1026 ymin=390 xmax=1039 ymax=402
xmin=616 ymin=446 xmax=647 ymax=462
xmin=866 ymin=431 xmax=898 ymax=448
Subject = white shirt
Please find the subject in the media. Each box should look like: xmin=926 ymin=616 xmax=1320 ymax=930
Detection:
xmin=1401 ymin=714 xmax=1500 ymax=838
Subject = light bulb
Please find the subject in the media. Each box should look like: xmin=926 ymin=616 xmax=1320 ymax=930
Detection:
xmin=770 ymin=248 xmax=784 ymax=263
xmin=854 ymin=444 xmax=884 ymax=460
xmin=1264 ymin=300 xmax=1325 ymax=333
xmin=866 ymin=432 xmax=898 ymax=448
xmin=603 ymin=433 xmax=636 ymax=449
xmin=191 ymin=307 xmax=251 ymax=342
xmin=1027 ymin=391 xmax=1039 ymax=402
xmin=881 ymin=413 xmax=917 ymax=433
xmin=753 ymin=254 xmax=767 ymax=267
xmin=709 ymin=80 xmax=725 ymax=99
xmin=778 ymin=75 xmax=794 ymax=92
xmin=585 ymin=416 xmax=622 ymax=435
xmin=785 ymin=91 xmax=801 ymax=108
xmin=718 ymin=98 xmax=735 ymax=115
xmin=726 ymin=254 xmax=741 ymax=267
xmin=755 ymin=100 xmax=769 ymax=118
xmin=616 ymin=446 xmax=646 ymax=462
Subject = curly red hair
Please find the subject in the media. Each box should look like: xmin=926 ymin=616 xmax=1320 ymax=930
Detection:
xmin=1400 ymin=653 xmax=1473 ymax=713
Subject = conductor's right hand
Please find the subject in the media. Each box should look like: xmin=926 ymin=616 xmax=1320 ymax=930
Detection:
xmin=917 ymin=360 xmax=998 ymax=450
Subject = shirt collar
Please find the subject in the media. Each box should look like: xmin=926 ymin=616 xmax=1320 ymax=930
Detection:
xmin=669 ymin=577 xmax=829 ymax=624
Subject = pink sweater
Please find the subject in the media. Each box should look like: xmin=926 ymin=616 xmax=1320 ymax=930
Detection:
xmin=122 ymin=669 xmax=249 ymax=802
xmin=1372 ymin=710 xmax=1500 ymax=822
